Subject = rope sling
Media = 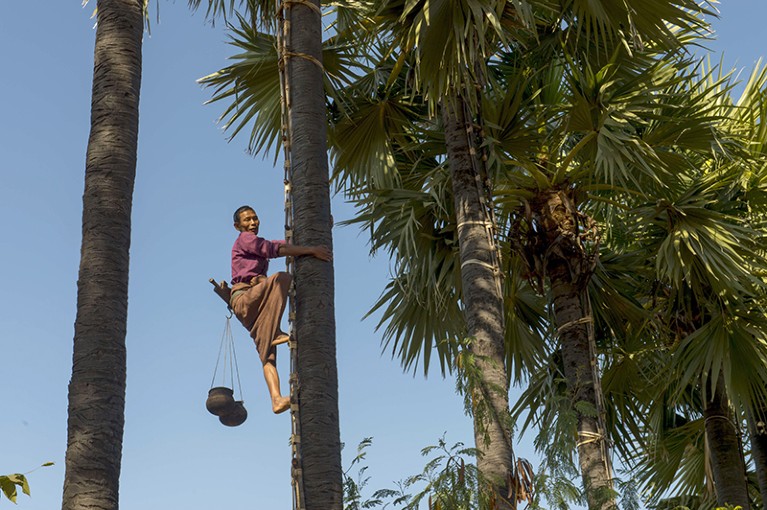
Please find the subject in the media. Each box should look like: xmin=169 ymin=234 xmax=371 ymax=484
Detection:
xmin=206 ymin=314 xmax=249 ymax=427
xmin=210 ymin=314 xmax=244 ymax=400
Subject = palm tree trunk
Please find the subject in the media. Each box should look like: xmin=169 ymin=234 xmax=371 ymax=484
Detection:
xmin=442 ymin=96 xmax=513 ymax=508
xmin=748 ymin=407 xmax=767 ymax=505
xmin=539 ymin=190 xmax=614 ymax=510
xmin=549 ymin=266 xmax=614 ymax=510
xmin=62 ymin=1 xmax=143 ymax=509
xmin=704 ymin=374 xmax=750 ymax=509
xmin=287 ymin=2 xmax=342 ymax=509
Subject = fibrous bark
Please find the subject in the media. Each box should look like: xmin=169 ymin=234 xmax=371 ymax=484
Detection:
xmin=63 ymin=1 xmax=143 ymax=509
xmin=704 ymin=374 xmax=750 ymax=509
xmin=288 ymin=2 xmax=343 ymax=509
xmin=443 ymin=96 xmax=513 ymax=509
xmin=549 ymin=268 xmax=614 ymax=510
xmin=748 ymin=406 xmax=767 ymax=505
xmin=536 ymin=190 xmax=615 ymax=510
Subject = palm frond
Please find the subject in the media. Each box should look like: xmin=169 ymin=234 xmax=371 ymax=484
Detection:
xmin=199 ymin=14 xmax=367 ymax=159
xmin=187 ymin=0 xmax=274 ymax=27
xmin=637 ymin=172 xmax=765 ymax=304
xmin=558 ymin=0 xmax=713 ymax=54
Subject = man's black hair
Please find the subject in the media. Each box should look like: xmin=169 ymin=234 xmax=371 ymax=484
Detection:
xmin=233 ymin=205 xmax=255 ymax=224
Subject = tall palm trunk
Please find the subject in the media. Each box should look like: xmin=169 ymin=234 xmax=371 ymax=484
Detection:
xmin=443 ymin=96 xmax=513 ymax=508
xmin=704 ymin=374 xmax=750 ymax=509
xmin=62 ymin=1 xmax=143 ymax=509
xmin=748 ymin=407 xmax=767 ymax=505
xmin=549 ymin=271 xmax=614 ymax=510
xmin=287 ymin=2 xmax=342 ymax=509
xmin=538 ymin=190 xmax=615 ymax=510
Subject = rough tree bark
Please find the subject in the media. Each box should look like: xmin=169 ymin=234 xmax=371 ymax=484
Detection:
xmin=287 ymin=2 xmax=343 ymax=509
xmin=62 ymin=1 xmax=143 ymax=509
xmin=549 ymin=270 xmax=614 ymax=510
xmin=704 ymin=374 xmax=750 ymax=509
xmin=443 ymin=96 xmax=513 ymax=509
xmin=748 ymin=406 xmax=767 ymax=505
xmin=537 ymin=190 xmax=615 ymax=510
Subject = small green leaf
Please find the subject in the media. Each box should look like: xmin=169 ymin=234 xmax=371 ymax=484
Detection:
xmin=0 ymin=473 xmax=32 ymax=502
xmin=0 ymin=476 xmax=19 ymax=502
xmin=19 ymin=476 xmax=30 ymax=497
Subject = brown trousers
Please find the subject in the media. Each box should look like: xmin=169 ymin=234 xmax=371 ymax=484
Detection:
xmin=231 ymin=272 xmax=291 ymax=364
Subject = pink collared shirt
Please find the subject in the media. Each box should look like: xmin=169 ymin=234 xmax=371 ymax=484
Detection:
xmin=231 ymin=232 xmax=285 ymax=284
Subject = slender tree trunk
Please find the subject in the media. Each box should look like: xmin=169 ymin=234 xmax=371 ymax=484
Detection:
xmin=549 ymin=267 xmax=614 ymax=510
xmin=705 ymin=374 xmax=750 ymax=509
xmin=287 ymin=2 xmax=342 ymax=509
xmin=62 ymin=1 xmax=143 ymax=509
xmin=748 ymin=407 xmax=767 ymax=505
xmin=539 ymin=190 xmax=615 ymax=510
xmin=443 ymin=96 xmax=513 ymax=508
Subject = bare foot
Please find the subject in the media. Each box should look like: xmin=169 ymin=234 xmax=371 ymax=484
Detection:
xmin=272 ymin=396 xmax=290 ymax=414
xmin=271 ymin=333 xmax=291 ymax=347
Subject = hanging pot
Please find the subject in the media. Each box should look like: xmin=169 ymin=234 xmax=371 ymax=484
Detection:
xmin=219 ymin=401 xmax=248 ymax=427
xmin=206 ymin=386 xmax=236 ymax=416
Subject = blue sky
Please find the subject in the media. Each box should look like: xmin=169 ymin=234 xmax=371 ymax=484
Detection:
xmin=1 ymin=2 xmax=766 ymax=509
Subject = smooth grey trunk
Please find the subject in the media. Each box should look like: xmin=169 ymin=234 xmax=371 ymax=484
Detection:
xmin=443 ymin=96 xmax=513 ymax=508
xmin=748 ymin=407 xmax=767 ymax=505
xmin=539 ymin=191 xmax=615 ymax=510
xmin=704 ymin=374 xmax=750 ymax=509
xmin=62 ymin=1 xmax=143 ymax=509
xmin=287 ymin=2 xmax=343 ymax=509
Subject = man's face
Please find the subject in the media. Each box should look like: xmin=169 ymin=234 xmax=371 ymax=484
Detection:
xmin=235 ymin=209 xmax=260 ymax=234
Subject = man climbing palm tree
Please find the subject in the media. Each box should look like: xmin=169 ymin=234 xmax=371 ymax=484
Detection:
xmin=229 ymin=205 xmax=332 ymax=413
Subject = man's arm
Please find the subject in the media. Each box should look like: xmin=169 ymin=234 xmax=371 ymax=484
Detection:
xmin=278 ymin=244 xmax=332 ymax=261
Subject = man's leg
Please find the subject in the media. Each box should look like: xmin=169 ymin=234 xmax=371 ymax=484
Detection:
xmin=263 ymin=359 xmax=290 ymax=414
xmin=254 ymin=272 xmax=292 ymax=352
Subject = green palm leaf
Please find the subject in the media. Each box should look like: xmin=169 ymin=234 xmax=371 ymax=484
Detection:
xmin=200 ymin=13 xmax=366 ymax=158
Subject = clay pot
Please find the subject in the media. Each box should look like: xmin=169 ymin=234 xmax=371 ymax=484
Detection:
xmin=206 ymin=387 xmax=235 ymax=417
xmin=219 ymin=401 xmax=248 ymax=427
